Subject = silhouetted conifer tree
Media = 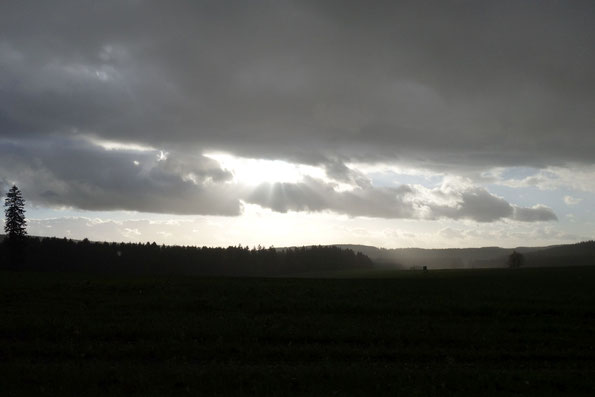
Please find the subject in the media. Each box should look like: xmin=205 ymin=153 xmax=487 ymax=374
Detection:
xmin=4 ymin=185 xmax=27 ymax=265
xmin=4 ymin=185 xmax=27 ymax=239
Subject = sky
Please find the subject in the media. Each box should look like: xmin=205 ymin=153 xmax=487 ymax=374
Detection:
xmin=1 ymin=0 xmax=594 ymax=248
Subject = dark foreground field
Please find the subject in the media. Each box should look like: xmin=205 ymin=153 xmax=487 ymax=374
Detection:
xmin=2 ymin=267 xmax=595 ymax=396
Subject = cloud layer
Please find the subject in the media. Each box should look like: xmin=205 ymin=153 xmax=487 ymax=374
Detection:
xmin=2 ymin=1 xmax=594 ymax=168
xmin=0 ymin=138 xmax=556 ymax=222
xmin=1 ymin=1 xmax=589 ymax=222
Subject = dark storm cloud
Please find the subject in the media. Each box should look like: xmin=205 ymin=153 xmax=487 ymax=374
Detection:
xmin=0 ymin=0 xmax=586 ymax=218
xmin=0 ymin=139 xmax=241 ymax=215
xmin=1 ymin=0 xmax=594 ymax=166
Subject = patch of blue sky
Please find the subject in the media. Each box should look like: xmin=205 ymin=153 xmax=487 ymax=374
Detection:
xmin=488 ymin=184 xmax=552 ymax=207
xmin=495 ymin=166 xmax=541 ymax=180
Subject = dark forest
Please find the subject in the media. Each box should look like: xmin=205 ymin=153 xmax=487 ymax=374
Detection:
xmin=0 ymin=237 xmax=373 ymax=276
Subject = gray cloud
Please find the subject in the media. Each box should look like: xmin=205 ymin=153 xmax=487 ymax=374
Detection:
xmin=247 ymin=177 xmax=555 ymax=222
xmin=512 ymin=205 xmax=558 ymax=222
xmin=0 ymin=139 xmax=242 ymax=215
xmin=1 ymin=0 xmax=594 ymax=170
xmin=248 ymin=177 xmax=415 ymax=218
xmin=430 ymin=187 xmax=514 ymax=222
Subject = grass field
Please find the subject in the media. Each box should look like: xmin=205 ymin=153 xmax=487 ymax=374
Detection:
xmin=2 ymin=266 xmax=595 ymax=395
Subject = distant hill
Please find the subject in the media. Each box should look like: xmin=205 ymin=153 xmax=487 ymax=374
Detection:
xmin=522 ymin=240 xmax=595 ymax=268
xmin=335 ymin=243 xmax=594 ymax=269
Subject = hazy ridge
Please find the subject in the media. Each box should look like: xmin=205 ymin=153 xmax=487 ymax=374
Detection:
xmin=336 ymin=241 xmax=595 ymax=270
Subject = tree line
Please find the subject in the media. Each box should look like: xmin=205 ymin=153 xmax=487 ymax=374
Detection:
xmin=0 ymin=237 xmax=374 ymax=276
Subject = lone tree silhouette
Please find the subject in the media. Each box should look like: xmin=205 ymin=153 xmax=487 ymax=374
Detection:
xmin=4 ymin=185 xmax=27 ymax=240
xmin=507 ymin=250 xmax=524 ymax=268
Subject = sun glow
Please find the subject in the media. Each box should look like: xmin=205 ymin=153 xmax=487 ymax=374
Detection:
xmin=204 ymin=153 xmax=326 ymax=185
